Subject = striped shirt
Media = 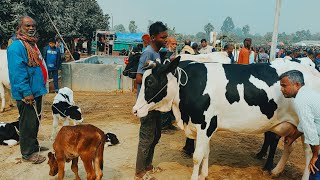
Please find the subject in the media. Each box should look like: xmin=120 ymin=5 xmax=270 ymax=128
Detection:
xmin=294 ymin=86 xmax=320 ymax=145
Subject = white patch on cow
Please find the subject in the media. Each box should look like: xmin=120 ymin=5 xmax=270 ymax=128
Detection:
xmin=0 ymin=50 xmax=13 ymax=113
xmin=0 ymin=122 xmax=6 ymax=128
xmin=179 ymin=52 xmax=231 ymax=64
xmin=3 ymin=139 xmax=18 ymax=146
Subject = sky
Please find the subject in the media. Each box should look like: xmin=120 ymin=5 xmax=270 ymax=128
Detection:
xmin=97 ymin=0 xmax=318 ymax=35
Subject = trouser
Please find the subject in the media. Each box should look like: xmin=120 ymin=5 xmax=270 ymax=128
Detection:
xmin=49 ymin=70 xmax=59 ymax=92
xmin=136 ymin=110 xmax=161 ymax=174
xmin=310 ymin=155 xmax=320 ymax=180
xmin=17 ymin=96 xmax=42 ymax=159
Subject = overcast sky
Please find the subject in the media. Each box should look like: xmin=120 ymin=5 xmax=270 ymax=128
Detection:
xmin=97 ymin=0 xmax=318 ymax=35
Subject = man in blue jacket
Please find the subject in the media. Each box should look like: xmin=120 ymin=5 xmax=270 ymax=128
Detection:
xmin=7 ymin=16 xmax=48 ymax=164
xmin=43 ymin=38 xmax=61 ymax=93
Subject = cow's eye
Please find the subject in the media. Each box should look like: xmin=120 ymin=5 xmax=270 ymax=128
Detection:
xmin=146 ymin=79 xmax=153 ymax=87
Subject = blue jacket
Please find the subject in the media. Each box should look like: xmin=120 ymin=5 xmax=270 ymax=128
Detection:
xmin=43 ymin=45 xmax=61 ymax=70
xmin=7 ymin=40 xmax=48 ymax=100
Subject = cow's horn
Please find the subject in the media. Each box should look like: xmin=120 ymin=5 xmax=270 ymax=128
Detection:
xmin=143 ymin=60 xmax=157 ymax=70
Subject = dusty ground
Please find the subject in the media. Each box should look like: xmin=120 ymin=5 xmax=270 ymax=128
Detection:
xmin=0 ymin=92 xmax=305 ymax=180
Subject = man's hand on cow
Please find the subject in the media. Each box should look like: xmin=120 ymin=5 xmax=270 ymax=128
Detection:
xmin=309 ymin=155 xmax=319 ymax=174
xmin=23 ymin=95 xmax=35 ymax=105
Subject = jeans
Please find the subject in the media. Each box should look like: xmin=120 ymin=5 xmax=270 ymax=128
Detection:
xmin=310 ymin=155 xmax=320 ymax=180
xmin=17 ymin=96 xmax=42 ymax=159
xmin=135 ymin=111 xmax=161 ymax=174
xmin=49 ymin=70 xmax=58 ymax=92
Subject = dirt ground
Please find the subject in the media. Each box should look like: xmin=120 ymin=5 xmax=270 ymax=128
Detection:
xmin=0 ymin=92 xmax=305 ymax=180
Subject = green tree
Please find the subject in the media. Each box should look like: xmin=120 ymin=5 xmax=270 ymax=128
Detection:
xmin=128 ymin=20 xmax=137 ymax=33
xmin=204 ymin=23 xmax=214 ymax=39
xmin=195 ymin=32 xmax=207 ymax=42
xmin=242 ymin=25 xmax=250 ymax=35
xmin=114 ymin=24 xmax=126 ymax=32
xmin=221 ymin=16 xmax=235 ymax=34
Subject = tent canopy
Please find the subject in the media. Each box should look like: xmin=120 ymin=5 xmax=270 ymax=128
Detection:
xmin=115 ymin=32 xmax=144 ymax=42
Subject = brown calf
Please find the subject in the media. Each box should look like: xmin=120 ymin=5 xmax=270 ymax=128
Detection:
xmin=48 ymin=124 xmax=106 ymax=180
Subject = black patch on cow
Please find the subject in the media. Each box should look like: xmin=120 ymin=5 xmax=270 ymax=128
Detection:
xmin=144 ymin=66 xmax=168 ymax=103
xmin=105 ymin=133 xmax=120 ymax=146
xmin=52 ymin=102 xmax=82 ymax=121
xmin=223 ymin=63 xmax=279 ymax=119
xmin=290 ymin=58 xmax=301 ymax=63
xmin=206 ymin=116 xmax=217 ymax=137
xmin=0 ymin=121 xmax=19 ymax=145
xmin=60 ymin=93 xmax=70 ymax=103
xmin=123 ymin=53 xmax=141 ymax=79
xmin=178 ymin=62 xmax=210 ymax=130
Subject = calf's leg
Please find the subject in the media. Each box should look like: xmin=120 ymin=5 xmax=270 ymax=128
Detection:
xmin=271 ymin=140 xmax=293 ymax=177
xmin=183 ymin=138 xmax=195 ymax=156
xmin=51 ymin=114 xmax=59 ymax=140
xmin=256 ymin=132 xmax=272 ymax=159
xmin=94 ymin=142 xmax=105 ymax=180
xmin=81 ymin=154 xmax=96 ymax=180
xmin=263 ymin=132 xmax=281 ymax=171
xmin=71 ymin=157 xmax=80 ymax=180
xmin=57 ymin=156 xmax=66 ymax=180
xmin=301 ymin=136 xmax=311 ymax=180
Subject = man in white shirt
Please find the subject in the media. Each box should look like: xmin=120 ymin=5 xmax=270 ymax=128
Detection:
xmin=280 ymin=70 xmax=320 ymax=178
xmin=199 ymin=39 xmax=213 ymax=54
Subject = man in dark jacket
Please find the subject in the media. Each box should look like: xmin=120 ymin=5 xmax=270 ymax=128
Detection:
xmin=43 ymin=38 xmax=61 ymax=93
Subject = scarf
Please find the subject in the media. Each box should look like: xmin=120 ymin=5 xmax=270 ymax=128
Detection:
xmin=16 ymin=29 xmax=40 ymax=67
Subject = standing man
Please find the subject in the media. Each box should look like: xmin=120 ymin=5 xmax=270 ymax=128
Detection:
xmin=7 ymin=16 xmax=48 ymax=164
xmin=280 ymin=70 xmax=320 ymax=178
xmin=164 ymin=36 xmax=177 ymax=61
xmin=135 ymin=21 xmax=168 ymax=180
xmin=224 ymin=43 xmax=235 ymax=64
xmin=43 ymin=38 xmax=61 ymax=93
xmin=238 ymin=38 xmax=252 ymax=64
xmin=55 ymin=38 xmax=65 ymax=62
xmin=199 ymin=39 xmax=213 ymax=54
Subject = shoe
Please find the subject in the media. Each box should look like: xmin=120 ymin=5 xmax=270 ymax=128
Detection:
xmin=22 ymin=153 xmax=46 ymax=164
xmin=146 ymin=165 xmax=163 ymax=174
xmin=134 ymin=172 xmax=157 ymax=180
xmin=39 ymin=146 xmax=49 ymax=151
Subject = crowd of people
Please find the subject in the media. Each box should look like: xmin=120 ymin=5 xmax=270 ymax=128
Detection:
xmin=3 ymin=15 xmax=320 ymax=180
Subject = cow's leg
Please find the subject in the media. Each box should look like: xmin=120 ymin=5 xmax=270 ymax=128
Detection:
xmin=57 ymin=156 xmax=65 ymax=180
xmin=51 ymin=114 xmax=59 ymax=140
xmin=81 ymin=154 xmax=96 ymax=180
xmin=256 ymin=132 xmax=272 ymax=159
xmin=94 ymin=142 xmax=105 ymax=180
xmin=263 ymin=132 xmax=281 ymax=171
xmin=191 ymin=131 xmax=210 ymax=180
xmin=301 ymin=135 xmax=311 ymax=180
xmin=271 ymin=141 xmax=293 ymax=177
xmin=183 ymin=138 xmax=195 ymax=156
xmin=0 ymin=83 xmax=5 ymax=112
xmin=199 ymin=140 xmax=210 ymax=180
xmin=71 ymin=157 xmax=80 ymax=180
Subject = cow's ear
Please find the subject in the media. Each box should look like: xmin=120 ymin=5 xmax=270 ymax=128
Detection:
xmin=143 ymin=60 xmax=157 ymax=70
xmin=164 ymin=56 xmax=180 ymax=74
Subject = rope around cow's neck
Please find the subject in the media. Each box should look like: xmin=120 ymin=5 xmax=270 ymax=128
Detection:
xmin=137 ymin=66 xmax=189 ymax=110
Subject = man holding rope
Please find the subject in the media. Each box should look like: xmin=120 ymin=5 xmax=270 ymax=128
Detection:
xmin=7 ymin=16 xmax=48 ymax=164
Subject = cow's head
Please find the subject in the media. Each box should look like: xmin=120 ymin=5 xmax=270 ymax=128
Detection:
xmin=133 ymin=56 xmax=181 ymax=118
xmin=47 ymin=152 xmax=58 ymax=176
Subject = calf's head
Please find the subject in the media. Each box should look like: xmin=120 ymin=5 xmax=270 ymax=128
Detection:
xmin=133 ymin=56 xmax=180 ymax=118
xmin=47 ymin=152 xmax=58 ymax=176
xmin=65 ymin=106 xmax=83 ymax=122
xmin=106 ymin=132 xmax=120 ymax=146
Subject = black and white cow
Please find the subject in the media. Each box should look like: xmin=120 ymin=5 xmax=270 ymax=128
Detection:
xmin=0 ymin=121 xmax=19 ymax=146
xmin=133 ymin=57 xmax=320 ymax=180
xmin=51 ymin=87 xmax=83 ymax=140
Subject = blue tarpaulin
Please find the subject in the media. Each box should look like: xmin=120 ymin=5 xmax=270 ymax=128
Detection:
xmin=115 ymin=32 xmax=144 ymax=42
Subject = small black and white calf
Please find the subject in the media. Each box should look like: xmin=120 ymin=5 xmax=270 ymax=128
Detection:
xmin=105 ymin=132 xmax=120 ymax=146
xmin=0 ymin=121 xmax=19 ymax=146
xmin=51 ymin=87 xmax=83 ymax=140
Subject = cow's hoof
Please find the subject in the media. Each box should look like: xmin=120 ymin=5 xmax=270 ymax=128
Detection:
xmin=270 ymin=172 xmax=281 ymax=178
xmin=263 ymin=163 xmax=274 ymax=172
xmin=255 ymin=152 xmax=266 ymax=159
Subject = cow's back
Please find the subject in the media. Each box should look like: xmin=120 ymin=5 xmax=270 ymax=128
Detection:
xmin=0 ymin=50 xmax=10 ymax=88
xmin=177 ymin=61 xmax=320 ymax=134
xmin=53 ymin=124 xmax=105 ymax=155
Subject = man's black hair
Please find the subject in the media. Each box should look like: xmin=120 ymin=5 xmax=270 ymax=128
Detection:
xmin=149 ymin=21 xmax=168 ymax=36
xmin=185 ymin=40 xmax=191 ymax=46
xmin=201 ymin=39 xmax=207 ymax=43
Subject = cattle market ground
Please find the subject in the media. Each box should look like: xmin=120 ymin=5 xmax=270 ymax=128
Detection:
xmin=0 ymin=92 xmax=305 ymax=180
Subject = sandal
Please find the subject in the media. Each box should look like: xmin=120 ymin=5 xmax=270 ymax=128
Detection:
xmin=146 ymin=166 xmax=163 ymax=174
xmin=134 ymin=172 xmax=157 ymax=180
xmin=22 ymin=153 xmax=46 ymax=164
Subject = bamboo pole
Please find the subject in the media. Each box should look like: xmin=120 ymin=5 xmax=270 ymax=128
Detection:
xmin=270 ymin=0 xmax=282 ymax=61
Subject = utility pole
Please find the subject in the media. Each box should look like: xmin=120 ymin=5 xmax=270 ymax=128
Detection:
xmin=270 ymin=0 xmax=282 ymax=61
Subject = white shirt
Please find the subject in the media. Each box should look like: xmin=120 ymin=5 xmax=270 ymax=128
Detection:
xmin=199 ymin=45 xmax=213 ymax=54
xmin=294 ymin=86 xmax=320 ymax=145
